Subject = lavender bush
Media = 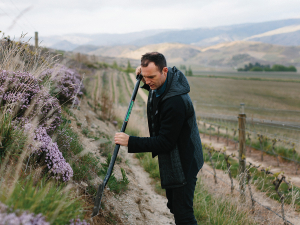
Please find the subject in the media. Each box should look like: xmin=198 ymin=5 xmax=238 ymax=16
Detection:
xmin=0 ymin=70 xmax=62 ymax=134
xmin=34 ymin=126 xmax=73 ymax=182
xmin=0 ymin=202 xmax=49 ymax=225
xmin=69 ymin=218 xmax=90 ymax=225
xmin=0 ymin=69 xmax=73 ymax=181
xmin=0 ymin=39 xmax=86 ymax=224
xmin=40 ymin=65 xmax=84 ymax=105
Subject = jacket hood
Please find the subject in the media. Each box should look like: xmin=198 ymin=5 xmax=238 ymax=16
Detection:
xmin=162 ymin=66 xmax=190 ymax=101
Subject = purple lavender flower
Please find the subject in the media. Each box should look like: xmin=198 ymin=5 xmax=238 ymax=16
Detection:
xmin=40 ymin=65 xmax=84 ymax=105
xmin=0 ymin=70 xmax=40 ymax=110
xmin=34 ymin=127 xmax=73 ymax=182
xmin=69 ymin=218 xmax=90 ymax=225
xmin=0 ymin=70 xmax=62 ymax=133
xmin=0 ymin=202 xmax=49 ymax=225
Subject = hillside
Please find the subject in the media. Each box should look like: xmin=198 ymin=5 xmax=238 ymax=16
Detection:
xmin=190 ymin=41 xmax=300 ymax=67
xmin=47 ymin=18 xmax=300 ymax=52
xmin=75 ymin=41 xmax=300 ymax=68
xmin=2 ymin=36 xmax=300 ymax=224
xmin=45 ymin=18 xmax=300 ymax=68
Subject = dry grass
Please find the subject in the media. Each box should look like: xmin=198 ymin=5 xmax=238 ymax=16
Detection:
xmin=188 ymin=77 xmax=300 ymax=123
xmin=0 ymin=34 xmax=57 ymax=76
xmin=194 ymin=178 xmax=257 ymax=225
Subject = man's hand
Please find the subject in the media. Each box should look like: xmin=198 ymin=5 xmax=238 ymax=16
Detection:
xmin=136 ymin=66 xmax=145 ymax=83
xmin=114 ymin=132 xmax=129 ymax=147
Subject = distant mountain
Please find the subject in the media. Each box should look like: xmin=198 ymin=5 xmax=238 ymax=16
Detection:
xmin=116 ymin=43 xmax=202 ymax=64
xmin=72 ymin=45 xmax=100 ymax=54
xmin=40 ymin=29 xmax=171 ymax=48
xmin=245 ymin=25 xmax=300 ymax=45
xmin=76 ymin=45 xmax=139 ymax=57
xmin=44 ymin=18 xmax=300 ymax=68
xmin=188 ymin=41 xmax=300 ymax=67
xmin=44 ymin=18 xmax=300 ymax=49
xmin=81 ymin=41 xmax=300 ymax=68
xmin=50 ymin=40 xmax=78 ymax=51
xmin=130 ymin=18 xmax=300 ymax=46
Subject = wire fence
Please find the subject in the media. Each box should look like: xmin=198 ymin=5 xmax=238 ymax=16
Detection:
xmin=202 ymin=145 xmax=299 ymax=225
xmin=198 ymin=117 xmax=300 ymax=167
xmin=201 ymin=167 xmax=294 ymax=225
xmin=196 ymin=103 xmax=300 ymax=224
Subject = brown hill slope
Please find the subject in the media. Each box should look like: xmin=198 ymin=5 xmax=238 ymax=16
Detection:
xmin=83 ymin=41 xmax=300 ymax=68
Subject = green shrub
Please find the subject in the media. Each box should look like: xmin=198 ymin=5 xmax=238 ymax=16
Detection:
xmin=250 ymin=67 xmax=263 ymax=71
xmin=0 ymin=177 xmax=85 ymax=224
xmin=100 ymin=154 xmax=129 ymax=194
xmin=0 ymin=113 xmax=27 ymax=160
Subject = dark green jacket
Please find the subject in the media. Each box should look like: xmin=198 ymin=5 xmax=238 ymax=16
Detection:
xmin=128 ymin=66 xmax=203 ymax=188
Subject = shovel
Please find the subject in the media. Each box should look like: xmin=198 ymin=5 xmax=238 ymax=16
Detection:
xmin=92 ymin=73 xmax=143 ymax=217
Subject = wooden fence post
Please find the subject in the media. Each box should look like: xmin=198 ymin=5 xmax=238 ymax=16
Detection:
xmin=35 ymin=31 xmax=38 ymax=50
xmin=217 ymin=126 xmax=220 ymax=142
xmin=239 ymin=103 xmax=246 ymax=202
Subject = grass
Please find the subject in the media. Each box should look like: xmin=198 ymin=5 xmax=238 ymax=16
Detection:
xmin=125 ymin=72 xmax=145 ymax=106
xmin=194 ymin=74 xmax=300 ymax=83
xmin=57 ymin=114 xmax=129 ymax=196
xmin=194 ymin=178 xmax=257 ymax=225
xmin=193 ymin=70 xmax=300 ymax=80
xmin=0 ymin=114 xmax=88 ymax=224
xmin=116 ymin=73 xmax=127 ymax=105
xmin=63 ymin=106 xmax=77 ymax=119
xmin=111 ymin=72 xmax=115 ymax=103
xmin=0 ymin=113 xmax=27 ymax=160
xmin=82 ymin=127 xmax=90 ymax=137
xmin=100 ymin=154 xmax=129 ymax=194
xmin=187 ymin=76 xmax=300 ymax=124
xmin=102 ymin=71 xmax=109 ymax=88
xmin=202 ymin=146 xmax=300 ymax=210
xmin=94 ymin=74 xmax=99 ymax=110
xmin=135 ymin=152 xmax=164 ymax=195
xmin=0 ymin=177 xmax=85 ymax=224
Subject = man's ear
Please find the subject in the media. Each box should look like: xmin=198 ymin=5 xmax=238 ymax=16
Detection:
xmin=162 ymin=67 xmax=168 ymax=75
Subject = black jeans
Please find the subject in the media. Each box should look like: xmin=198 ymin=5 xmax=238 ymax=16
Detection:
xmin=166 ymin=174 xmax=198 ymax=225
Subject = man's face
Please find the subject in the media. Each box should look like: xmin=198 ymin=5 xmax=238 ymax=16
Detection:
xmin=141 ymin=62 xmax=167 ymax=90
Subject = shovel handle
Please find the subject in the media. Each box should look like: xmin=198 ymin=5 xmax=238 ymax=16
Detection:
xmin=92 ymin=73 xmax=143 ymax=217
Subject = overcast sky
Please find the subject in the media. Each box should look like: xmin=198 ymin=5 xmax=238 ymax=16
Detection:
xmin=1 ymin=0 xmax=300 ymax=38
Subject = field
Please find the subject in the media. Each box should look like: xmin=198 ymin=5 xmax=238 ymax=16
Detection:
xmin=188 ymin=75 xmax=300 ymax=119
xmin=194 ymin=70 xmax=300 ymax=80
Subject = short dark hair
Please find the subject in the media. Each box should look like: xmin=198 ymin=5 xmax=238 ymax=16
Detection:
xmin=141 ymin=52 xmax=167 ymax=72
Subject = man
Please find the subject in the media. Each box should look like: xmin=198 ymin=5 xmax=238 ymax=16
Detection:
xmin=114 ymin=52 xmax=203 ymax=225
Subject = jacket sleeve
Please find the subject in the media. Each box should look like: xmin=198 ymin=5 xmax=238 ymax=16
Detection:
xmin=128 ymin=95 xmax=186 ymax=155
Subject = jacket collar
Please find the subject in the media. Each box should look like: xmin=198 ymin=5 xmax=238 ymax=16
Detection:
xmin=154 ymin=75 xmax=168 ymax=97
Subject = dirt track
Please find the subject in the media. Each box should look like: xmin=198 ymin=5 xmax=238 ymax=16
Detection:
xmin=80 ymin=68 xmax=300 ymax=224
xmin=70 ymin=92 xmax=174 ymax=224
